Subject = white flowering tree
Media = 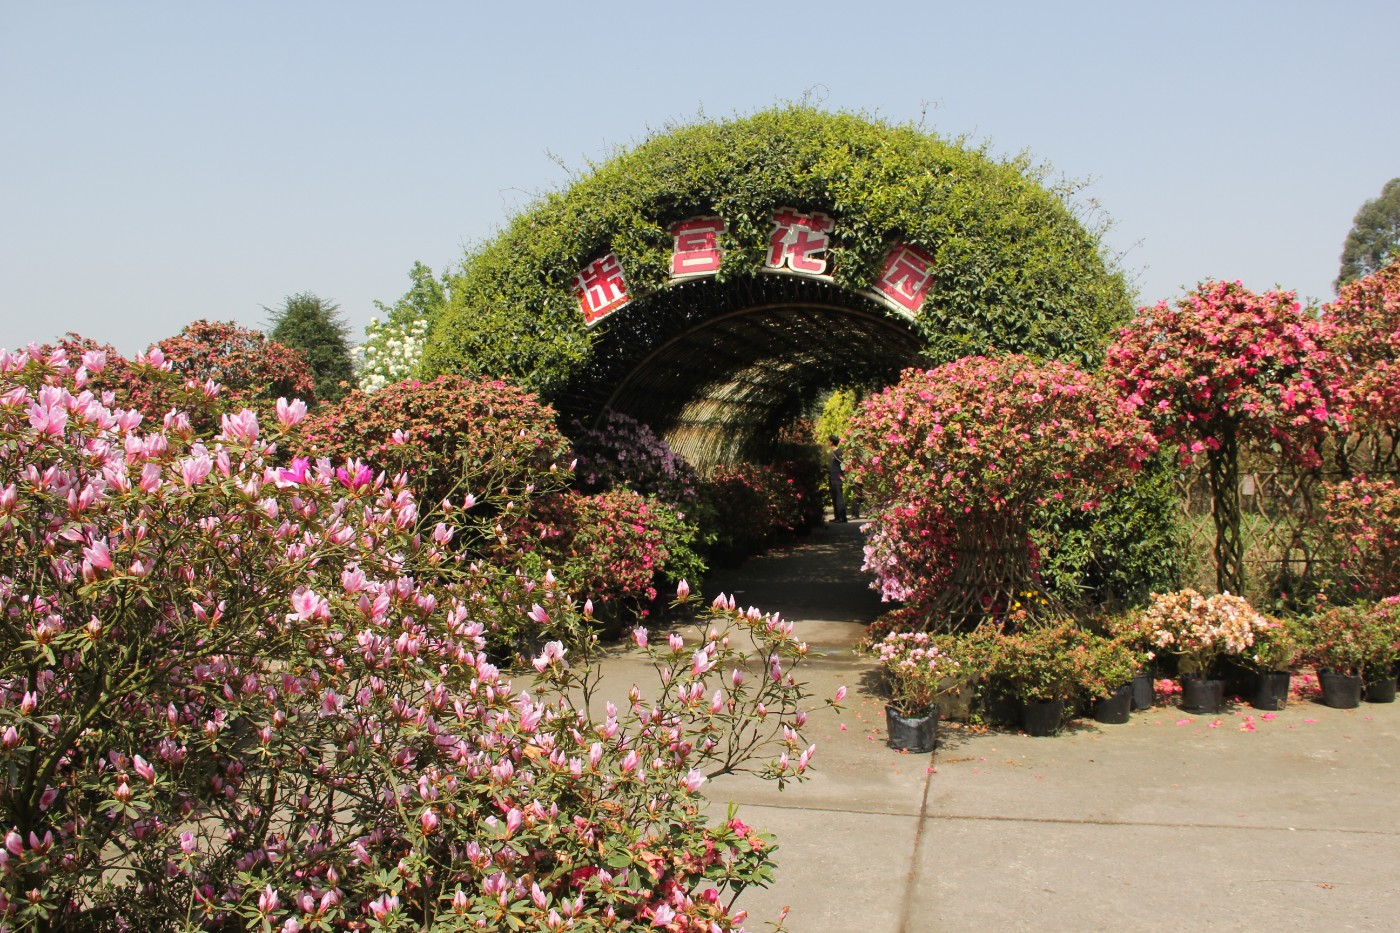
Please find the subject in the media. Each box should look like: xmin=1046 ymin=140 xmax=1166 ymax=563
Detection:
xmin=353 ymin=261 xmax=446 ymax=392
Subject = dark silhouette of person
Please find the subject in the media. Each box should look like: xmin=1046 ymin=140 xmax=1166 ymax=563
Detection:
xmin=829 ymin=436 xmax=846 ymax=522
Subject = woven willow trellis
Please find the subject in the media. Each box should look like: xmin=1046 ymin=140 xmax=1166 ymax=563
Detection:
xmin=1177 ymin=433 xmax=1400 ymax=602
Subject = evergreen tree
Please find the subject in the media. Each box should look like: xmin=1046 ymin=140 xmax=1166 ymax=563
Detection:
xmin=1337 ymin=178 xmax=1400 ymax=291
xmin=265 ymin=292 xmax=355 ymax=403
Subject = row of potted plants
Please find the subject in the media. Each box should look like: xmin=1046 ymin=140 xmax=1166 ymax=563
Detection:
xmin=868 ymin=590 xmax=1400 ymax=750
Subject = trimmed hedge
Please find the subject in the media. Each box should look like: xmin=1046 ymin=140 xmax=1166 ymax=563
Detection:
xmin=422 ymin=106 xmax=1132 ymax=398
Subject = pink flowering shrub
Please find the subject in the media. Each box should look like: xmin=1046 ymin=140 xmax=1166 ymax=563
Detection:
xmin=846 ymin=355 xmax=1153 ymax=627
xmin=302 ymin=375 xmax=572 ymax=536
xmin=1298 ymin=597 xmax=1400 ymax=678
xmin=1105 ymin=281 xmax=1342 ymax=593
xmin=500 ymin=489 xmax=706 ymax=625
xmin=567 ymin=409 xmax=700 ymax=509
xmin=861 ymin=501 xmax=955 ymax=604
xmin=701 ymin=461 xmax=819 ymax=564
xmin=1320 ymin=476 xmax=1400 ymax=599
xmin=1324 ymin=259 xmax=1400 ymax=431
xmin=0 ymin=344 xmax=832 ymax=931
xmin=866 ymin=632 xmax=959 ymax=716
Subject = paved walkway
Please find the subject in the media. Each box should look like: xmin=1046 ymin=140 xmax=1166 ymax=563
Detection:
xmin=605 ymin=520 xmax=1400 ymax=932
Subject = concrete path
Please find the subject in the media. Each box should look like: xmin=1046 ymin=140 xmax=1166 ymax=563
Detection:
xmin=628 ymin=520 xmax=1400 ymax=932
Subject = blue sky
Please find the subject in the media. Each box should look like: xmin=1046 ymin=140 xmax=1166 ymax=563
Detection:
xmin=2 ymin=1 xmax=1396 ymax=354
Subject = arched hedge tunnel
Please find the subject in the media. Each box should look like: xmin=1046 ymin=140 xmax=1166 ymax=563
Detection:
xmin=423 ymin=107 xmax=1132 ymax=468
xmin=555 ymin=274 xmax=924 ymax=466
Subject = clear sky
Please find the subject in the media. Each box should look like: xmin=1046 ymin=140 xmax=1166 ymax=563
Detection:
xmin=2 ymin=1 xmax=1396 ymax=355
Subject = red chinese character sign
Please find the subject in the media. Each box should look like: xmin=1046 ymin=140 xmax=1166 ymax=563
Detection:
xmin=670 ymin=216 xmax=726 ymax=278
xmin=870 ymin=243 xmax=935 ymax=318
xmin=766 ymin=209 xmax=834 ymax=275
xmin=574 ymin=253 xmax=631 ymax=326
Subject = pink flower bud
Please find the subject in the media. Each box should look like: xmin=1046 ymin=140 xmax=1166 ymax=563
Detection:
xmin=420 ymin=808 xmax=439 ymax=835
xmin=676 ymin=579 xmax=690 ymax=600
xmin=133 ymin=755 xmax=156 ymax=783
xmin=2 ymin=727 xmax=20 ymax=751
xmin=632 ymin=627 xmax=648 ymax=649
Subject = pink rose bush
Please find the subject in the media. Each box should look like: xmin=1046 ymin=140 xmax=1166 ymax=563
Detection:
xmin=845 ymin=355 xmax=1154 ymax=628
xmin=0 ymin=344 xmax=831 ymax=931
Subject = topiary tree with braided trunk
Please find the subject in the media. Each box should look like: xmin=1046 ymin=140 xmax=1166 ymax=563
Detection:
xmin=846 ymin=354 xmax=1155 ymax=631
xmin=1105 ymin=281 xmax=1342 ymax=596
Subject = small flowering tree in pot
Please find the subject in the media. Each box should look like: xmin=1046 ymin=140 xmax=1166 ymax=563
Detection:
xmin=1142 ymin=589 xmax=1273 ymax=713
xmin=845 ymin=355 xmax=1155 ymax=631
xmin=1300 ymin=600 xmax=1400 ymax=707
xmin=1078 ymin=634 xmax=1149 ymax=724
xmin=866 ymin=632 xmax=960 ymax=753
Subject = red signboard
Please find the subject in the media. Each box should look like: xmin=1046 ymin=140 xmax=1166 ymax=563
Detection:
xmin=574 ymin=253 xmax=631 ymax=326
xmin=670 ymin=216 xmax=726 ymax=277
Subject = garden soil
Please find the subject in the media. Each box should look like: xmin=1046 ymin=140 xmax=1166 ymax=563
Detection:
xmin=592 ymin=520 xmax=1400 ymax=932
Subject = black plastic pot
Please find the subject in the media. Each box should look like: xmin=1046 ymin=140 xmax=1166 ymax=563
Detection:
xmin=1365 ymin=676 xmax=1397 ymax=704
xmin=885 ymin=705 xmax=938 ymax=753
xmin=1252 ymin=670 xmax=1291 ymax=711
xmin=1180 ymin=675 xmax=1226 ymax=714
xmin=1021 ymin=698 xmax=1066 ymax=736
xmin=1130 ymin=670 xmax=1155 ymax=710
xmin=1318 ymin=670 xmax=1363 ymax=709
xmin=1093 ymin=684 xmax=1133 ymax=724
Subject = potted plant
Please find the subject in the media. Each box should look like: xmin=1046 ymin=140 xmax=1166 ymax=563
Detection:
xmin=1238 ymin=616 xmax=1299 ymax=710
xmin=990 ymin=620 xmax=1085 ymax=736
xmin=1300 ymin=600 xmax=1400 ymax=707
xmin=1103 ymin=610 xmax=1159 ymax=710
xmin=868 ymin=632 xmax=962 ymax=752
xmin=1078 ymin=634 xmax=1149 ymax=725
xmin=1143 ymin=589 xmax=1272 ymax=713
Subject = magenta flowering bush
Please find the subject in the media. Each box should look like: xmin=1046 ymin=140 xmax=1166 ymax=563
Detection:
xmin=1322 ymin=259 xmax=1400 ymax=432
xmin=0 ymin=345 xmax=834 ymax=931
xmin=1105 ymin=281 xmax=1342 ymax=594
xmin=500 ymin=489 xmax=706 ymax=624
xmin=845 ymin=355 xmax=1154 ymax=627
xmin=302 ymin=375 xmax=572 ymax=536
xmin=567 ymin=409 xmax=700 ymax=509
xmin=701 ymin=461 xmax=820 ymax=564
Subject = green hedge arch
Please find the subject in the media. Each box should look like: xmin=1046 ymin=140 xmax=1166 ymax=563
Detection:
xmin=423 ymin=106 xmax=1132 ymax=409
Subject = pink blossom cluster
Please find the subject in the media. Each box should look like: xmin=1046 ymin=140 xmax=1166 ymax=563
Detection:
xmin=0 ymin=342 xmax=828 ymax=931
xmin=1105 ymin=280 xmax=1342 ymax=468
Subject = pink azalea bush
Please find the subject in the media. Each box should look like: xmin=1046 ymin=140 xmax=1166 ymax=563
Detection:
xmin=845 ymin=355 xmax=1154 ymax=627
xmin=567 ymin=409 xmax=700 ymax=509
xmin=302 ymin=375 xmax=572 ymax=534
xmin=1104 ymin=281 xmax=1342 ymax=593
xmin=500 ymin=489 xmax=706 ymax=625
xmin=1320 ymin=476 xmax=1400 ymax=600
xmin=0 ymin=344 xmax=832 ymax=931
xmin=867 ymin=632 xmax=959 ymax=716
xmin=1323 ymin=259 xmax=1400 ymax=431
xmin=702 ymin=462 xmax=818 ymax=564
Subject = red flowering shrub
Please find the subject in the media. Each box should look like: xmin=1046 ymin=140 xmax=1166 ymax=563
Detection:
xmin=0 ymin=343 xmax=832 ymax=931
xmin=302 ymin=375 xmax=571 ymax=531
xmin=129 ymin=319 xmax=316 ymax=424
xmin=701 ymin=461 xmax=819 ymax=563
xmin=1105 ymin=281 xmax=1342 ymax=593
xmin=502 ymin=489 xmax=705 ymax=624
xmin=1320 ymin=476 xmax=1400 ymax=599
xmin=846 ymin=355 xmax=1153 ymax=627
xmin=1324 ymin=259 xmax=1400 ymax=430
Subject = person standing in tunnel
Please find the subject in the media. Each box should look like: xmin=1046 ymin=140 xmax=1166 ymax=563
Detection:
xmin=828 ymin=436 xmax=847 ymax=522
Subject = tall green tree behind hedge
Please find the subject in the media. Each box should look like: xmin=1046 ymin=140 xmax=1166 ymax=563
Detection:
xmin=1337 ymin=178 xmax=1400 ymax=291
xmin=266 ymin=292 xmax=355 ymax=403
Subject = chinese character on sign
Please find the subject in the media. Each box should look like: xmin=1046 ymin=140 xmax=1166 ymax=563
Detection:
xmin=872 ymin=243 xmax=935 ymax=316
xmin=766 ymin=208 xmax=834 ymax=275
xmin=670 ymin=216 xmax=726 ymax=278
xmin=573 ymin=253 xmax=631 ymax=326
